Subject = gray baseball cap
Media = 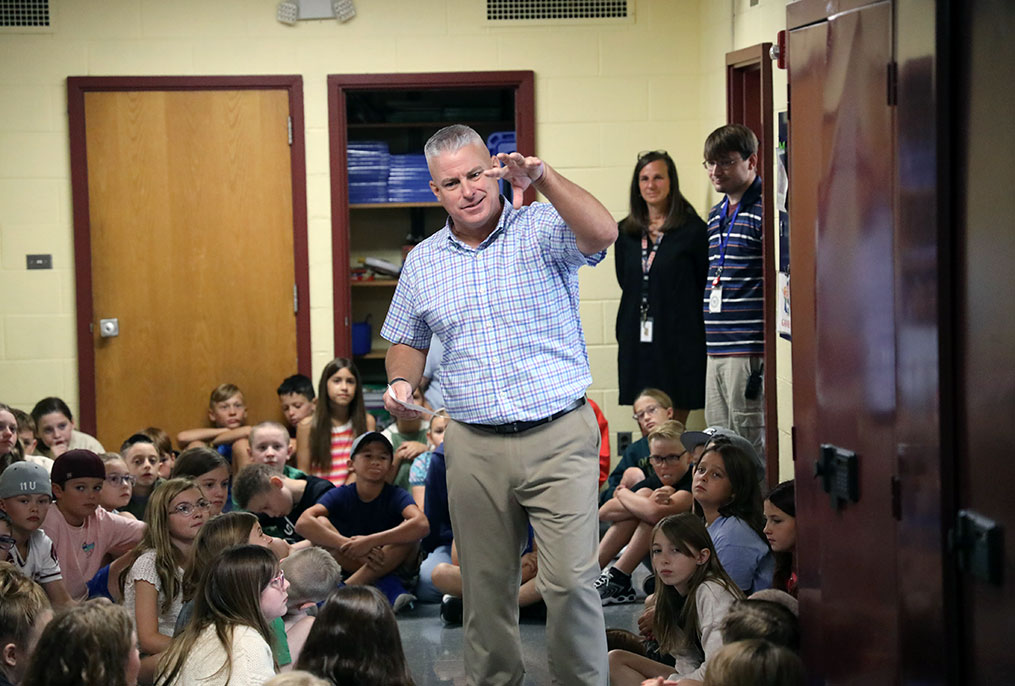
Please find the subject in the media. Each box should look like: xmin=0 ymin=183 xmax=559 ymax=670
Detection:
xmin=0 ymin=461 xmax=52 ymax=499
xmin=681 ymin=426 xmax=765 ymax=479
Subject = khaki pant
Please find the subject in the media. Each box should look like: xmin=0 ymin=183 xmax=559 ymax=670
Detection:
xmin=444 ymin=404 xmax=608 ymax=686
xmin=704 ymin=354 xmax=766 ymax=462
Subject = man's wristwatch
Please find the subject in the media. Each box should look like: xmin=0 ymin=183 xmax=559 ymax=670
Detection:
xmin=388 ymin=377 xmax=411 ymax=388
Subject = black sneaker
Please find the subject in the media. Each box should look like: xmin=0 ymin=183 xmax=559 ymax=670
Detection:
xmin=596 ymin=570 xmax=637 ymax=605
xmin=440 ymin=594 xmax=463 ymax=625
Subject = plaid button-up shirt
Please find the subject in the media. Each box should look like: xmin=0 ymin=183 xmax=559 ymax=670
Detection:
xmin=381 ymin=200 xmax=604 ymax=425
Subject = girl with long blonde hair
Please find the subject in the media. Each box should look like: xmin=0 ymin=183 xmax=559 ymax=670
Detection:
xmin=118 ymin=477 xmax=208 ymax=682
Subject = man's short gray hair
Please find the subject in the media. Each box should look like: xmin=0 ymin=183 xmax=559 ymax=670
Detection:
xmin=424 ymin=124 xmax=486 ymax=165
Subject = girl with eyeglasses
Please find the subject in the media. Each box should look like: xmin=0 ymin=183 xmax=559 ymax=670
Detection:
xmin=157 ymin=544 xmax=287 ymax=686
xmin=118 ymin=478 xmax=209 ymax=683
xmin=175 ymin=512 xmax=294 ymax=671
xmin=100 ymin=452 xmax=138 ymax=520
xmin=614 ymin=151 xmax=708 ymax=426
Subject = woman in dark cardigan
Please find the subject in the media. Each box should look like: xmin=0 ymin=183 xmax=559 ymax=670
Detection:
xmin=614 ymin=150 xmax=708 ymax=424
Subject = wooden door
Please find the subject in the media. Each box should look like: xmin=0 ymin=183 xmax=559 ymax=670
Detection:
xmin=788 ymin=2 xmax=900 ymax=682
xmin=954 ymin=0 xmax=1015 ymax=680
xmin=72 ymin=87 xmax=304 ymax=449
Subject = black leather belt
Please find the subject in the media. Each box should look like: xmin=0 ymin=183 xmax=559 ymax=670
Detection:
xmin=467 ymin=397 xmax=586 ymax=435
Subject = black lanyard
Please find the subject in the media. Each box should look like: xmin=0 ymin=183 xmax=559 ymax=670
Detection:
xmin=640 ymin=232 xmax=662 ymax=319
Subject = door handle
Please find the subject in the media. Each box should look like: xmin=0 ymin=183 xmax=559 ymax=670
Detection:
xmin=99 ymin=318 xmax=119 ymax=338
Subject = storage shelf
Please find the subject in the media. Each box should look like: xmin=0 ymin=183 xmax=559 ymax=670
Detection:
xmin=350 ymin=202 xmax=441 ymax=209
xmin=351 ymin=279 xmax=398 ymax=287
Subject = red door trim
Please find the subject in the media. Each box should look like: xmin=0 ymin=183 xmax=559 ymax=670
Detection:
xmin=724 ymin=45 xmax=779 ymax=487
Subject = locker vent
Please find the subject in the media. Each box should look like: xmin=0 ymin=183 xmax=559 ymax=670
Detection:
xmin=0 ymin=0 xmax=50 ymax=30
xmin=487 ymin=0 xmax=629 ymax=22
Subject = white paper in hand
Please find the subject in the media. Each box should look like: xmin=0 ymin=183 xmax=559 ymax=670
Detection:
xmin=386 ymin=385 xmax=439 ymax=418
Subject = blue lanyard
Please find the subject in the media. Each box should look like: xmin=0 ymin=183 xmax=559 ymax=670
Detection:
xmin=713 ymin=197 xmax=740 ymax=286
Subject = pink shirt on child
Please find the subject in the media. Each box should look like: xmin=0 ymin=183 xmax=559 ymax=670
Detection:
xmin=310 ymin=421 xmax=354 ymax=486
xmin=42 ymin=504 xmax=145 ymax=600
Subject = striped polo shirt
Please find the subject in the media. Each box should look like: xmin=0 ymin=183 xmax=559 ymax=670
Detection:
xmin=703 ymin=176 xmax=764 ymax=356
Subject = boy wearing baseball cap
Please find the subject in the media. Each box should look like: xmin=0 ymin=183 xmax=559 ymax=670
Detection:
xmin=295 ymin=431 xmax=429 ymax=611
xmin=0 ymin=461 xmax=74 ymax=607
xmin=41 ymin=449 xmax=145 ymax=600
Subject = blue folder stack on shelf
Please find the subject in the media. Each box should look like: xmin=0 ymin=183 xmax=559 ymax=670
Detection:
xmin=348 ymin=141 xmax=390 ymax=204
xmin=387 ymin=154 xmax=434 ymax=203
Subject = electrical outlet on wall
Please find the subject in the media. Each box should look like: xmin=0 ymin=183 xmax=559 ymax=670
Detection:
xmin=617 ymin=431 xmax=632 ymax=457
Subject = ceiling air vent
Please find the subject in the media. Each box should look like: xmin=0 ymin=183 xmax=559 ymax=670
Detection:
xmin=1 ymin=0 xmax=52 ymax=32
xmin=487 ymin=0 xmax=630 ymax=24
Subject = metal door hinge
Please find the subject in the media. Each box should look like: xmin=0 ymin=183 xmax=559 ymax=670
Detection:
xmin=287 ymin=116 xmax=293 ymax=146
xmin=949 ymin=510 xmax=1003 ymax=585
xmin=293 ymin=284 xmax=298 ymax=314
xmin=890 ymin=475 xmax=901 ymax=521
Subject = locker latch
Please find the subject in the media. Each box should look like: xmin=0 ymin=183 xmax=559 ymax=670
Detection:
xmin=814 ymin=444 xmax=859 ymax=509
xmin=950 ymin=510 xmax=1003 ymax=586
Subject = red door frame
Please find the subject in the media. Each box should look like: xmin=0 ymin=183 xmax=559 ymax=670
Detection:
xmin=66 ymin=75 xmax=312 ymax=436
xmin=725 ymin=45 xmax=779 ymax=487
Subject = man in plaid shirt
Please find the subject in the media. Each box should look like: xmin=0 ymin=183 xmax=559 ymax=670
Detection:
xmin=382 ymin=124 xmax=616 ymax=686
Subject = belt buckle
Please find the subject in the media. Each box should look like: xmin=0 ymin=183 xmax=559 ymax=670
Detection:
xmin=502 ymin=421 xmax=520 ymax=434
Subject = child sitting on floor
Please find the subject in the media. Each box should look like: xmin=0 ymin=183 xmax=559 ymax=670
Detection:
xmin=597 ymin=420 xmax=694 ymax=605
xmin=30 ymin=398 xmax=103 ymax=459
xmin=297 ymin=359 xmax=375 ymax=487
xmin=118 ymin=478 xmax=208 ymax=683
xmin=41 ymin=450 xmax=145 ymax=601
xmin=295 ymin=432 xmax=428 ymax=612
xmin=295 ymin=586 xmax=414 ymax=686
xmin=279 ymin=547 xmax=341 ymax=669
xmin=608 ymin=513 xmax=744 ymax=685
xmin=120 ymin=433 xmax=162 ymax=519
xmin=176 ymin=384 xmax=252 ymax=464
xmin=406 ymin=409 xmax=448 ymax=508
xmin=0 ymin=462 xmax=74 ymax=607
xmin=0 ymin=560 xmax=53 ymax=686
xmin=235 ymin=463 xmax=333 ymax=544
xmin=380 ymin=387 xmax=430 ymax=491
xmin=98 ymin=452 xmax=137 ymax=520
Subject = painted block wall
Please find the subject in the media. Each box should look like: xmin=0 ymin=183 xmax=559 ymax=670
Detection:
xmin=0 ymin=0 xmax=793 ymax=477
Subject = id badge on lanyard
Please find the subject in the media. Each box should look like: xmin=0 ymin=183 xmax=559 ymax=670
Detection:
xmin=640 ymin=234 xmax=661 ymax=342
xmin=640 ymin=317 xmax=654 ymax=342
xmin=710 ymin=198 xmax=739 ymax=314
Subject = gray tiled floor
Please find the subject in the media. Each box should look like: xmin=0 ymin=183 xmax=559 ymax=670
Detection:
xmin=397 ymin=599 xmax=644 ymax=685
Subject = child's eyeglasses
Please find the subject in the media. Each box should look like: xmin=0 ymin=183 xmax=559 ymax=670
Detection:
xmin=269 ymin=570 xmax=286 ymax=590
xmin=632 ymin=405 xmax=661 ymax=421
xmin=106 ymin=475 xmax=137 ymax=486
xmin=649 ymin=452 xmax=687 ymax=465
xmin=0 ymin=535 xmax=16 ymax=551
xmin=170 ymin=500 xmax=211 ymax=517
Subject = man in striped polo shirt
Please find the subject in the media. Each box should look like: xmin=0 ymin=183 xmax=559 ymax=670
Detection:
xmin=701 ymin=124 xmax=766 ymax=470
